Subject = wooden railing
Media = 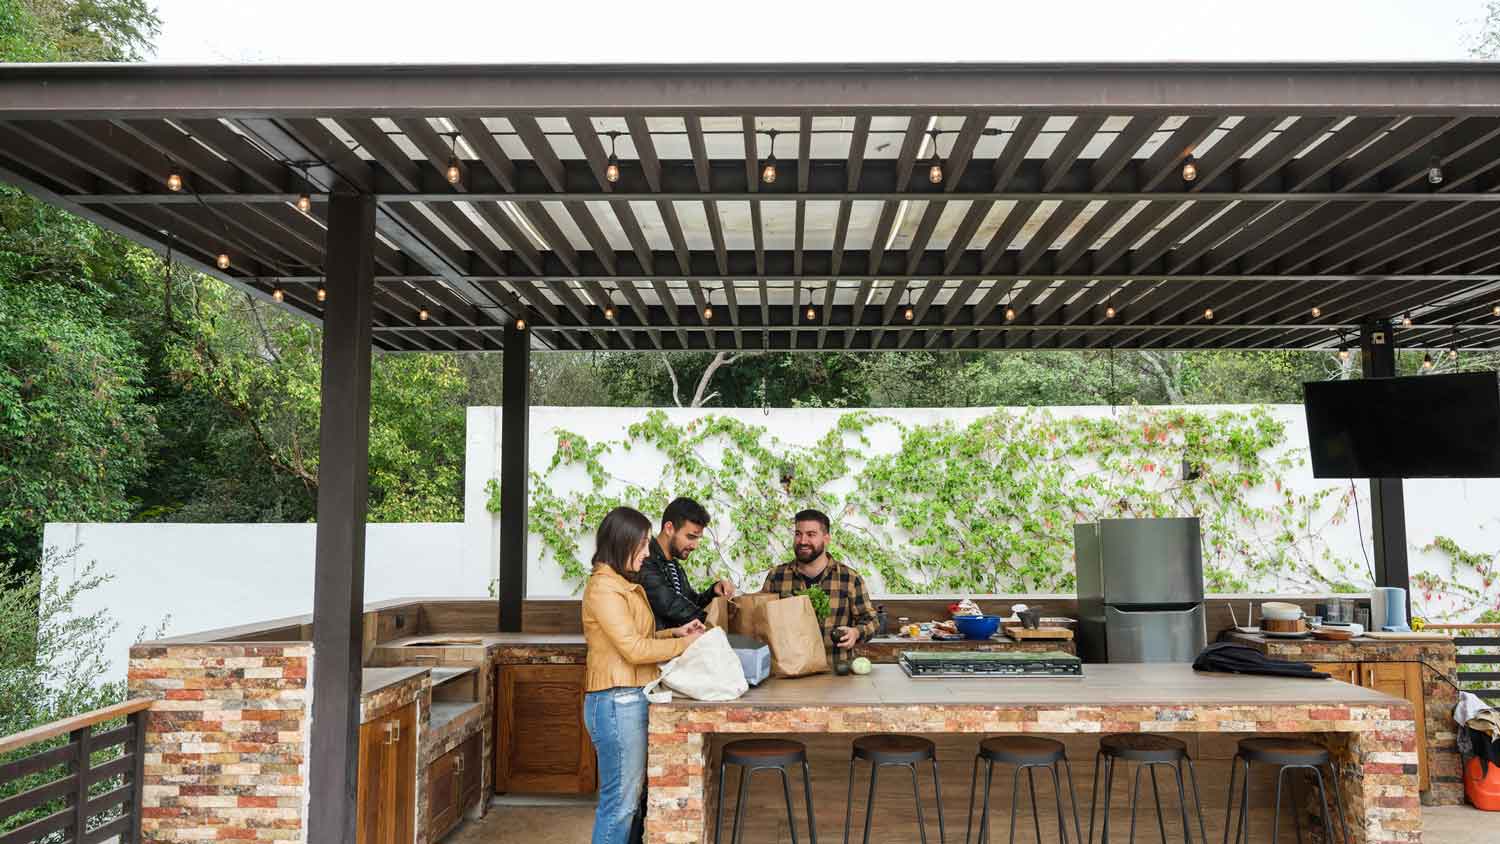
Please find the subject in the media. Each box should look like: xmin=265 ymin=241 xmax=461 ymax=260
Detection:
xmin=0 ymin=699 xmax=152 ymax=844
xmin=1424 ymin=623 xmax=1500 ymax=701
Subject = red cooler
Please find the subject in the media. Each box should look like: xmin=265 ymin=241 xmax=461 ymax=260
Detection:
xmin=1467 ymin=757 xmax=1500 ymax=811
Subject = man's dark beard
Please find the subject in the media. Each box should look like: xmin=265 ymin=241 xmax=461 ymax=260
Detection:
xmin=670 ymin=536 xmax=693 ymax=560
xmin=793 ymin=544 xmax=822 ymax=563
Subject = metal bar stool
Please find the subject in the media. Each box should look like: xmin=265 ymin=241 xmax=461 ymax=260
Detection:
xmin=964 ymin=735 xmax=1083 ymax=844
xmin=1088 ymin=733 xmax=1207 ymax=844
xmin=1222 ymin=738 xmax=1350 ymax=844
xmin=715 ymin=738 xmax=817 ymax=844
xmin=842 ymin=734 xmax=946 ymax=844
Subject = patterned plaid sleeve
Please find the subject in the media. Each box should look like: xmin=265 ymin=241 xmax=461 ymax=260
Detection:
xmin=843 ymin=567 xmax=879 ymax=642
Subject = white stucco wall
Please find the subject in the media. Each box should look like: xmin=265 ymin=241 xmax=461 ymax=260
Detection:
xmin=45 ymin=403 xmax=1500 ymax=684
xmin=42 ymin=521 xmax=475 ymax=682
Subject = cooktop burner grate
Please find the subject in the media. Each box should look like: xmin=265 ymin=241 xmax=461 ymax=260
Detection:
xmin=898 ymin=650 xmax=1083 ymax=678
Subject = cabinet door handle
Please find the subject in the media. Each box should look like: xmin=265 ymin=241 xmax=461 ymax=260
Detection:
xmin=1366 ymin=667 xmax=1374 ymax=686
xmin=454 ymin=755 xmax=464 ymax=772
xmin=391 ymin=721 xmax=401 ymax=743
xmin=384 ymin=721 xmax=394 ymax=745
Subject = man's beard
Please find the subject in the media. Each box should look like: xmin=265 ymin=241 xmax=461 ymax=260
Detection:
xmin=670 ymin=537 xmax=693 ymax=561
xmin=793 ymin=543 xmax=822 ymax=563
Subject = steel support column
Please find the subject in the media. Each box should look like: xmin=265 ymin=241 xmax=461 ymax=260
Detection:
xmin=1359 ymin=320 xmax=1411 ymax=611
xmin=308 ymin=191 xmax=377 ymax=844
xmin=498 ymin=325 xmax=530 ymax=632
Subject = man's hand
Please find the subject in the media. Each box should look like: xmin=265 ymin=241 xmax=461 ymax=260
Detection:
xmin=836 ymin=626 xmax=860 ymax=649
xmin=713 ymin=579 xmax=737 ymax=598
xmin=672 ymin=619 xmax=706 ymax=638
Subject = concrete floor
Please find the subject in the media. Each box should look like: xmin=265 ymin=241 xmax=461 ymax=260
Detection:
xmin=452 ymin=798 xmax=1495 ymax=843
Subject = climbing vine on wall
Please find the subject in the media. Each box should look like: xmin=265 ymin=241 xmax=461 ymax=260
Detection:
xmin=488 ymin=406 xmax=1374 ymax=598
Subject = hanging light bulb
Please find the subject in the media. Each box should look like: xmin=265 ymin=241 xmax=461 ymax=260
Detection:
xmin=904 ymin=303 xmax=915 ymax=321
xmin=296 ymin=193 xmax=313 ymax=214
xmin=1105 ymin=303 xmax=1117 ymax=319
xmin=605 ymin=131 xmax=621 ymax=184
xmin=1310 ymin=306 xmax=1322 ymax=319
xmin=216 ymin=253 xmax=231 ymax=270
xmin=1181 ymin=154 xmax=1198 ymax=183
xmin=166 ymin=171 xmax=183 ymax=192
xmin=1402 ymin=312 xmax=1413 ymax=329
xmin=419 ymin=307 xmax=430 ymax=322
xmin=703 ymin=303 xmax=714 ymax=321
xmin=1427 ymin=156 xmax=1444 ymax=186
xmin=271 ymin=287 xmax=284 ymax=303
xmin=1338 ymin=345 xmax=1350 ymax=363
xmin=1449 ymin=346 xmax=1459 ymax=360
xmin=1203 ymin=307 xmax=1215 ymax=320
xmin=927 ymin=130 xmax=944 ymax=185
xmin=805 ymin=303 xmax=816 ymax=321
xmin=444 ymin=132 xmax=462 ymax=185
xmin=316 ymin=286 xmax=327 ymax=303
xmin=1493 ymin=304 xmax=1500 ymax=318
xmin=1422 ymin=351 xmax=1434 ymax=370
xmin=760 ymin=129 xmax=778 ymax=185
xmin=1004 ymin=305 xmax=1016 ymax=322
xmin=514 ymin=315 xmax=527 ymax=331
xmin=603 ymin=299 xmax=616 ymax=320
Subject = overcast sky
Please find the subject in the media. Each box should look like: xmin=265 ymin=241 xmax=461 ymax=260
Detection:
xmin=148 ymin=0 xmax=1494 ymax=64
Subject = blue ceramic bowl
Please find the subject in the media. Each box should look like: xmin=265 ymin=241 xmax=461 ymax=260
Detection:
xmin=953 ymin=614 xmax=1002 ymax=640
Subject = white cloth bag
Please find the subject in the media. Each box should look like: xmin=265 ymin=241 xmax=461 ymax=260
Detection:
xmin=643 ymin=627 xmax=750 ymax=702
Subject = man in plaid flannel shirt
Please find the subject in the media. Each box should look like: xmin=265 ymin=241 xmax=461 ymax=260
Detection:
xmin=760 ymin=508 xmax=878 ymax=652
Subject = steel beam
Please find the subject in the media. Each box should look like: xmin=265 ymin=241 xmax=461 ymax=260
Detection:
xmin=498 ymin=324 xmax=529 ymax=633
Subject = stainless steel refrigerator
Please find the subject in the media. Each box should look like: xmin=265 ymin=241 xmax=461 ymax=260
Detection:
xmin=1074 ymin=517 xmax=1206 ymax=663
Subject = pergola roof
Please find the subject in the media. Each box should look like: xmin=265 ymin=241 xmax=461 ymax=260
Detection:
xmin=5 ymin=61 xmax=1500 ymax=353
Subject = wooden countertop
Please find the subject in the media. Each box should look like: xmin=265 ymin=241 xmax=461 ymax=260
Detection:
xmin=380 ymin=632 xmax=585 ymax=648
xmin=662 ymin=663 xmax=1405 ymax=708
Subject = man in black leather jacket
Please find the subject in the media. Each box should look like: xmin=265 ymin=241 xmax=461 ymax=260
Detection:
xmin=639 ymin=497 xmax=736 ymax=629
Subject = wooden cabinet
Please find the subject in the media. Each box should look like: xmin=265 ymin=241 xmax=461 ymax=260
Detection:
xmin=428 ymin=733 xmax=483 ymax=842
xmin=1308 ymin=660 xmax=1427 ymax=791
xmin=494 ymin=664 xmax=596 ymax=794
xmin=357 ymin=701 xmax=417 ymax=844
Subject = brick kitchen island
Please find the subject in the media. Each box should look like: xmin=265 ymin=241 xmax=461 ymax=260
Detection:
xmin=645 ymin=664 xmax=1421 ymax=844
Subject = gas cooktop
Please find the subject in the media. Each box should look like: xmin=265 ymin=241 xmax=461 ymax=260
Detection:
xmin=898 ymin=650 xmax=1083 ymax=678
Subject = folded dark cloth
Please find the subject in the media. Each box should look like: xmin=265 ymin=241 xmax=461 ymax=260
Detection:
xmin=1193 ymin=642 xmax=1330 ymax=679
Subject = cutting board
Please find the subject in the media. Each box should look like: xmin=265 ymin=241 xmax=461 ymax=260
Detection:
xmin=1360 ymin=631 xmax=1451 ymax=641
xmin=1006 ymin=626 xmax=1073 ymax=641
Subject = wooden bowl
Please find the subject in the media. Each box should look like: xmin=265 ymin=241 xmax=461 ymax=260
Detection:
xmin=1263 ymin=617 xmax=1307 ymax=634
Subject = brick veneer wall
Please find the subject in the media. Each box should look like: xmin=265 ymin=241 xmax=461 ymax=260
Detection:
xmin=128 ymin=643 xmax=312 ymax=843
xmin=645 ymin=699 xmax=1420 ymax=844
xmin=1240 ymin=635 xmax=1461 ymax=806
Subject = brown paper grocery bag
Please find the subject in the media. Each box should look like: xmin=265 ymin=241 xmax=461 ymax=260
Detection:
xmin=703 ymin=596 xmax=731 ymax=630
xmin=760 ymin=595 xmax=830 ymax=678
xmin=730 ymin=593 xmax=777 ymax=639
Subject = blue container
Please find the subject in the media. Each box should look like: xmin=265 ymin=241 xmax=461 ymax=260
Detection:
xmin=953 ymin=614 xmax=1002 ymax=640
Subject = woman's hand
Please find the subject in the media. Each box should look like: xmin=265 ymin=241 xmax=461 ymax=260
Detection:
xmin=671 ymin=619 xmax=706 ymax=638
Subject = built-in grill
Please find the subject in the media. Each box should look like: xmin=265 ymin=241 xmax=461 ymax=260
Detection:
xmin=898 ymin=650 xmax=1083 ymax=678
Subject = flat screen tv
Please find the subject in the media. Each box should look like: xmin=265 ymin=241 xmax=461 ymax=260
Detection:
xmin=1304 ymin=371 xmax=1500 ymax=479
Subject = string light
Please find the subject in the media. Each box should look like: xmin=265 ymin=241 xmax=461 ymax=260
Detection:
xmin=1104 ymin=294 xmax=1117 ymax=320
xmin=803 ymin=288 xmax=816 ymax=322
xmin=514 ymin=315 xmax=527 ymax=331
xmin=702 ymin=287 xmax=714 ymax=321
xmin=216 ymin=253 xmax=230 ymax=270
xmin=760 ymin=129 xmax=779 ymax=185
xmin=903 ymin=287 xmax=914 ymax=321
xmin=1338 ymin=345 xmax=1350 ymax=363
xmin=166 ymin=170 xmax=183 ymax=192
xmin=1310 ymin=306 xmax=1322 ymax=319
xmin=1493 ymin=304 xmax=1500 ymax=318
xmin=1181 ymin=154 xmax=1198 ymax=183
xmin=445 ymin=133 xmax=462 ymax=185
xmin=316 ymin=286 xmax=327 ymax=303
xmin=1402 ymin=312 xmax=1413 ymax=329
xmin=1427 ymin=156 xmax=1444 ymax=186
xmin=419 ymin=307 xmax=430 ymax=322
xmin=603 ymin=292 xmax=616 ymax=321
xmin=1004 ymin=304 xmax=1017 ymax=322
xmin=1421 ymin=351 xmax=1434 ymax=370
xmin=927 ymin=130 xmax=943 ymax=185
xmin=605 ymin=131 xmax=621 ymax=184
xmin=271 ymin=287 xmax=284 ymax=303
xmin=1203 ymin=307 xmax=1215 ymax=320
xmin=296 ymin=193 xmax=313 ymax=214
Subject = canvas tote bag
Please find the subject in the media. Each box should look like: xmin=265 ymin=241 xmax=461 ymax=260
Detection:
xmin=643 ymin=627 xmax=750 ymax=701
xmin=758 ymin=594 xmax=830 ymax=678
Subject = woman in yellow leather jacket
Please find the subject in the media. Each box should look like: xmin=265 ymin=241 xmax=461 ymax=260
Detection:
xmin=582 ymin=506 xmax=704 ymax=844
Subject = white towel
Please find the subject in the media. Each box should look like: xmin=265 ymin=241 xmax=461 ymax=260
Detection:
xmin=1456 ymin=690 xmax=1495 ymax=727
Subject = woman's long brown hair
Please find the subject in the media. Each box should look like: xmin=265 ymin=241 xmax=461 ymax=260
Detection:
xmin=592 ymin=506 xmax=652 ymax=580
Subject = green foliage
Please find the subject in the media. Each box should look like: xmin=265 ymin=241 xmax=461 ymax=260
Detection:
xmin=798 ymin=585 xmax=830 ymax=622
xmin=500 ymin=406 xmax=1365 ymax=597
xmin=0 ymin=550 xmax=134 ymax=834
xmin=1415 ymin=536 xmax=1499 ymax=621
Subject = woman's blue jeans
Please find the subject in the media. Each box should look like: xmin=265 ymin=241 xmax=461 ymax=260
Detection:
xmin=584 ymin=687 xmax=649 ymax=844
